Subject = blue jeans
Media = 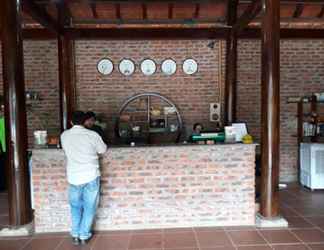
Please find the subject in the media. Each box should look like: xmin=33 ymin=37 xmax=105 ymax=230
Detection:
xmin=68 ymin=177 xmax=100 ymax=240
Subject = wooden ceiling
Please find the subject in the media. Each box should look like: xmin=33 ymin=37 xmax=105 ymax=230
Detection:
xmin=20 ymin=0 xmax=324 ymax=29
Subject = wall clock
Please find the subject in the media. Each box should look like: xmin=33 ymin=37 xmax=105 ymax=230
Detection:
xmin=119 ymin=59 xmax=135 ymax=76
xmin=140 ymin=59 xmax=156 ymax=76
xmin=97 ymin=58 xmax=114 ymax=75
xmin=182 ymin=58 xmax=198 ymax=75
xmin=161 ymin=59 xmax=177 ymax=76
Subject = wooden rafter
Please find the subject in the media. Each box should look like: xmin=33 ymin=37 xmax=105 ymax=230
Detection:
xmin=91 ymin=3 xmax=98 ymax=19
xmin=293 ymin=3 xmax=304 ymax=17
xmin=317 ymin=5 xmax=324 ymax=17
xmin=23 ymin=0 xmax=59 ymax=33
xmin=194 ymin=3 xmax=200 ymax=19
xmin=116 ymin=3 xmax=121 ymax=19
xmin=232 ymin=0 xmax=262 ymax=32
xmin=142 ymin=3 xmax=147 ymax=20
xmin=56 ymin=0 xmax=72 ymax=30
xmin=168 ymin=3 xmax=173 ymax=19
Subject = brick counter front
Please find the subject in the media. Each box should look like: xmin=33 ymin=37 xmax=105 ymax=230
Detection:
xmin=32 ymin=144 xmax=256 ymax=233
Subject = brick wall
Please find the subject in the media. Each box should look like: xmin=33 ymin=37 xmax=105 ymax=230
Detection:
xmin=237 ymin=40 xmax=324 ymax=182
xmin=32 ymin=144 xmax=256 ymax=232
xmin=1 ymin=39 xmax=324 ymax=182
xmin=75 ymin=40 xmax=224 ymax=143
xmin=0 ymin=41 xmax=60 ymax=144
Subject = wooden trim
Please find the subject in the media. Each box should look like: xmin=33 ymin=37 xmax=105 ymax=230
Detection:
xmin=260 ymin=0 xmax=280 ymax=218
xmin=23 ymin=0 xmax=59 ymax=34
xmin=58 ymin=36 xmax=76 ymax=131
xmin=1 ymin=0 xmax=32 ymax=226
xmin=293 ymin=3 xmax=304 ymax=18
xmin=168 ymin=3 xmax=173 ymax=19
xmin=232 ymin=0 xmax=262 ymax=33
xmin=224 ymin=0 xmax=238 ymax=125
xmin=19 ymin=27 xmax=324 ymax=40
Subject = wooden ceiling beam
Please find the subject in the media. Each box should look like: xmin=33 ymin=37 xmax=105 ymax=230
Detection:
xmin=23 ymin=0 xmax=59 ymax=34
xmin=293 ymin=3 xmax=304 ymax=17
xmin=56 ymin=0 xmax=72 ymax=30
xmin=232 ymin=0 xmax=262 ymax=32
xmin=317 ymin=5 xmax=324 ymax=17
xmin=116 ymin=3 xmax=121 ymax=19
xmin=227 ymin=0 xmax=238 ymax=25
xmin=142 ymin=3 xmax=147 ymax=20
xmin=194 ymin=3 xmax=200 ymax=19
xmin=72 ymin=18 xmax=225 ymax=25
xmin=19 ymin=27 xmax=324 ymax=40
xmin=168 ymin=3 xmax=173 ymax=19
xmin=91 ymin=3 xmax=98 ymax=19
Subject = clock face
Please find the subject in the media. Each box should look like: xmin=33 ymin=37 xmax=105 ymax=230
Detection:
xmin=140 ymin=59 xmax=156 ymax=76
xmin=183 ymin=58 xmax=198 ymax=75
xmin=161 ymin=59 xmax=177 ymax=76
xmin=119 ymin=59 xmax=135 ymax=76
xmin=97 ymin=58 xmax=114 ymax=75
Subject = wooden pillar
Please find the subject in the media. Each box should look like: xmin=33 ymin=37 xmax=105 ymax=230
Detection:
xmin=224 ymin=0 xmax=238 ymax=125
xmin=260 ymin=0 xmax=280 ymax=218
xmin=58 ymin=36 xmax=76 ymax=131
xmin=1 ymin=0 xmax=32 ymax=226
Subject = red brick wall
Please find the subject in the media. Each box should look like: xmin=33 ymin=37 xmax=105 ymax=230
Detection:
xmin=2 ymin=39 xmax=324 ymax=182
xmin=75 ymin=40 xmax=224 ymax=142
xmin=0 ymin=41 xmax=60 ymax=144
xmin=32 ymin=145 xmax=256 ymax=232
xmin=237 ymin=40 xmax=324 ymax=182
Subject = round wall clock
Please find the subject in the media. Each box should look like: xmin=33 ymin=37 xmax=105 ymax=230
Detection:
xmin=182 ymin=58 xmax=198 ymax=75
xmin=140 ymin=59 xmax=156 ymax=76
xmin=97 ymin=58 xmax=114 ymax=75
xmin=119 ymin=59 xmax=135 ymax=76
xmin=161 ymin=59 xmax=177 ymax=76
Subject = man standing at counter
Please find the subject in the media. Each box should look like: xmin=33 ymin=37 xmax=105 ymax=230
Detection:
xmin=61 ymin=111 xmax=107 ymax=245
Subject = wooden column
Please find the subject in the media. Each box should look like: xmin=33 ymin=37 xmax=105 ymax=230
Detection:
xmin=224 ymin=0 xmax=238 ymax=125
xmin=260 ymin=0 xmax=280 ymax=218
xmin=1 ymin=0 xmax=32 ymax=225
xmin=58 ymin=36 xmax=76 ymax=131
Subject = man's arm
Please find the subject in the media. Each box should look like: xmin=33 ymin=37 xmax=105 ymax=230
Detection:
xmin=95 ymin=134 xmax=107 ymax=155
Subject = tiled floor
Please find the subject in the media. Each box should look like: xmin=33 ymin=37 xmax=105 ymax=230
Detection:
xmin=1 ymin=184 xmax=324 ymax=250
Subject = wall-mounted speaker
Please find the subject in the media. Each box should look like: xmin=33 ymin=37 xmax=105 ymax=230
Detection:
xmin=210 ymin=103 xmax=221 ymax=122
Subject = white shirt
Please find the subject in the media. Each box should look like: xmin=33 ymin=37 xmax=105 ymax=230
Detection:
xmin=61 ymin=125 xmax=107 ymax=185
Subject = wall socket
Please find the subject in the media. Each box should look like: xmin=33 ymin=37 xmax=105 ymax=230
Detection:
xmin=210 ymin=103 xmax=221 ymax=122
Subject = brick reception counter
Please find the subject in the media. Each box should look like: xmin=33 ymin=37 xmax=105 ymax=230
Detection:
xmin=31 ymin=144 xmax=256 ymax=233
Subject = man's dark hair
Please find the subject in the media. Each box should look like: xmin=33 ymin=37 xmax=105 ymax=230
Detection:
xmin=85 ymin=111 xmax=96 ymax=120
xmin=72 ymin=111 xmax=86 ymax=125
xmin=193 ymin=123 xmax=203 ymax=131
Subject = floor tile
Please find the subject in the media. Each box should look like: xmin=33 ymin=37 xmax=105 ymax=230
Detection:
xmin=22 ymin=237 xmax=63 ymax=250
xmin=227 ymin=230 xmax=267 ymax=246
xmin=56 ymin=236 xmax=97 ymax=250
xmin=271 ymin=243 xmax=309 ymax=249
xmin=194 ymin=226 xmax=224 ymax=232
xmin=163 ymin=227 xmax=194 ymax=233
xmin=132 ymin=229 xmax=163 ymax=235
xmin=308 ymin=243 xmax=324 ymax=250
xmin=92 ymin=234 xmax=131 ymax=250
xmin=0 ymin=238 xmax=30 ymax=250
xmin=279 ymin=206 xmax=300 ymax=218
xmin=164 ymin=231 xmax=198 ymax=249
xmin=258 ymin=230 xmax=301 ymax=244
xmin=291 ymin=229 xmax=324 ymax=243
xmin=196 ymin=231 xmax=233 ymax=248
xmin=128 ymin=233 xmax=163 ymax=249
xmin=201 ymin=247 xmax=236 ymax=250
xmin=236 ymin=246 xmax=272 ymax=250
xmin=224 ymin=226 xmax=256 ymax=231
xmin=286 ymin=216 xmax=315 ymax=229
xmin=304 ymin=216 xmax=324 ymax=227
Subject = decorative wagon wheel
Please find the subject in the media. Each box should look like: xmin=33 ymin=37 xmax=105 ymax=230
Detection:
xmin=115 ymin=92 xmax=183 ymax=144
